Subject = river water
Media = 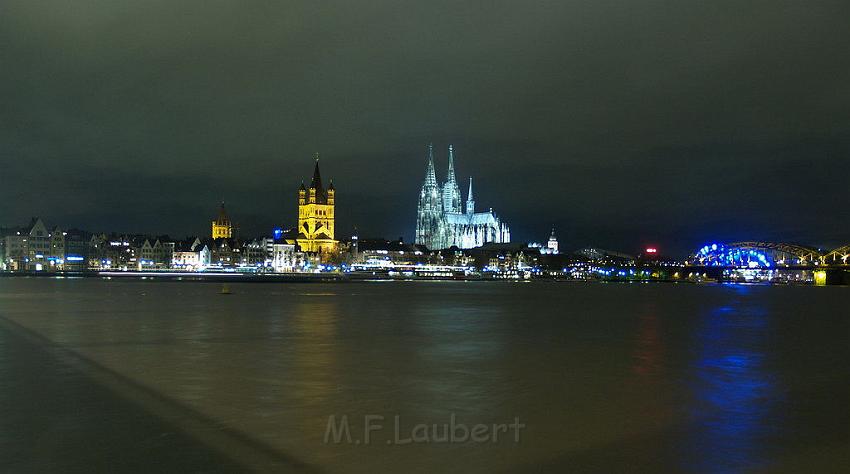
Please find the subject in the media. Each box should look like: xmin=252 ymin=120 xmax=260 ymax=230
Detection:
xmin=0 ymin=278 xmax=847 ymax=473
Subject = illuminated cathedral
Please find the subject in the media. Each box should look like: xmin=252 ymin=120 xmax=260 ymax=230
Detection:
xmin=415 ymin=144 xmax=510 ymax=250
xmin=295 ymin=157 xmax=337 ymax=253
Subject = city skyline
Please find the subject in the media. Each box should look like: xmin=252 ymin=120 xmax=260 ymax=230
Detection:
xmin=1 ymin=144 xmax=846 ymax=258
xmin=2 ymin=1 xmax=848 ymax=256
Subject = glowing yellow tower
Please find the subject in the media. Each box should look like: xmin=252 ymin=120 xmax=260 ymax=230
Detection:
xmin=296 ymin=157 xmax=337 ymax=253
xmin=211 ymin=202 xmax=233 ymax=239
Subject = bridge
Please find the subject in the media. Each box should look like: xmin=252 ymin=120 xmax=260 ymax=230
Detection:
xmin=687 ymin=241 xmax=849 ymax=284
xmin=687 ymin=241 xmax=848 ymax=267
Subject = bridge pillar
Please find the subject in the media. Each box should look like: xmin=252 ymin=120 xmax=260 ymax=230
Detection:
xmin=814 ymin=269 xmax=849 ymax=286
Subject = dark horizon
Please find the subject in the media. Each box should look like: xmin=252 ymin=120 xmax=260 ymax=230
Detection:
xmin=2 ymin=1 xmax=848 ymax=256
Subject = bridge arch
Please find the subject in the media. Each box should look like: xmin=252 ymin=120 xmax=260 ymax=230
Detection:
xmin=728 ymin=242 xmax=821 ymax=264
xmin=689 ymin=242 xmax=822 ymax=267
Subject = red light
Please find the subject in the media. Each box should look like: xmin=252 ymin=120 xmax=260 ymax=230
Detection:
xmin=646 ymin=248 xmax=657 ymax=254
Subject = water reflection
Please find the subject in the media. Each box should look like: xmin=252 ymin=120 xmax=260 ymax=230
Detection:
xmin=632 ymin=304 xmax=664 ymax=378
xmin=686 ymin=301 xmax=779 ymax=472
xmin=290 ymin=299 xmax=340 ymax=405
xmin=410 ymin=302 xmax=509 ymax=421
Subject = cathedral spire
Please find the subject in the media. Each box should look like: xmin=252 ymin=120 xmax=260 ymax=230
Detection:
xmin=423 ymin=143 xmax=437 ymax=187
xmin=442 ymin=144 xmax=463 ymax=213
xmin=446 ymin=144 xmax=457 ymax=184
xmin=466 ymin=177 xmax=474 ymax=214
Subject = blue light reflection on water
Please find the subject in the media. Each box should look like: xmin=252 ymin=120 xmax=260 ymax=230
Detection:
xmin=685 ymin=297 xmax=780 ymax=473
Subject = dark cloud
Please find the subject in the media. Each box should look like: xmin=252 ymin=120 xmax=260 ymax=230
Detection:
xmin=1 ymin=0 xmax=848 ymax=255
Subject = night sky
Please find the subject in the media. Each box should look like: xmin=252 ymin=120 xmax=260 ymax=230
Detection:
xmin=2 ymin=1 xmax=848 ymax=256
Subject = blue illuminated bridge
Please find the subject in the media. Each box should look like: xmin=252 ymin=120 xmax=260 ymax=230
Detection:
xmin=687 ymin=242 xmax=850 ymax=268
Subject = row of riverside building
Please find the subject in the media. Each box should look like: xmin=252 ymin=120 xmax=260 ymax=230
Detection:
xmin=1 ymin=156 xmax=592 ymax=275
xmin=0 ymin=159 xmax=337 ymax=273
xmin=0 ymin=213 xmax=559 ymax=274
xmin=0 ymin=215 xmax=303 ymax=273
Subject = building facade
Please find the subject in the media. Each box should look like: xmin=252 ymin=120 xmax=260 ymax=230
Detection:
xmin=415 ymin=144 xmax=510 ymax=250
xmin=88 ymin=234 xmax=134 ymax=270
xmin=271 ymin=242 xmax=297 ymax=272
xmin=295 ymin=158 xmax=337 ymax=254
xmin=2 ymin=218 xmax=65 ymax=271
xmin=63 ymin=229 xmax=91 ymax=271
xmin=133 ymin=237 xmax=174 ymax=269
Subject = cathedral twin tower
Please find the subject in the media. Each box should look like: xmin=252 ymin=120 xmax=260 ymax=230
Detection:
xmin=415 ymin=144 xmax=510 ymax=250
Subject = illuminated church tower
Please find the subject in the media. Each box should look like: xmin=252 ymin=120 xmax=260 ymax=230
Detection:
xmin=211 ymin=202 xmax=233 ymax=239
xmin=442 ymin=145 xmax=463 ymax=214
xmin=296 ymin=156 xmax=337 ymax=253
xmin=415 ymin=144 xmax=444 ymax=249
